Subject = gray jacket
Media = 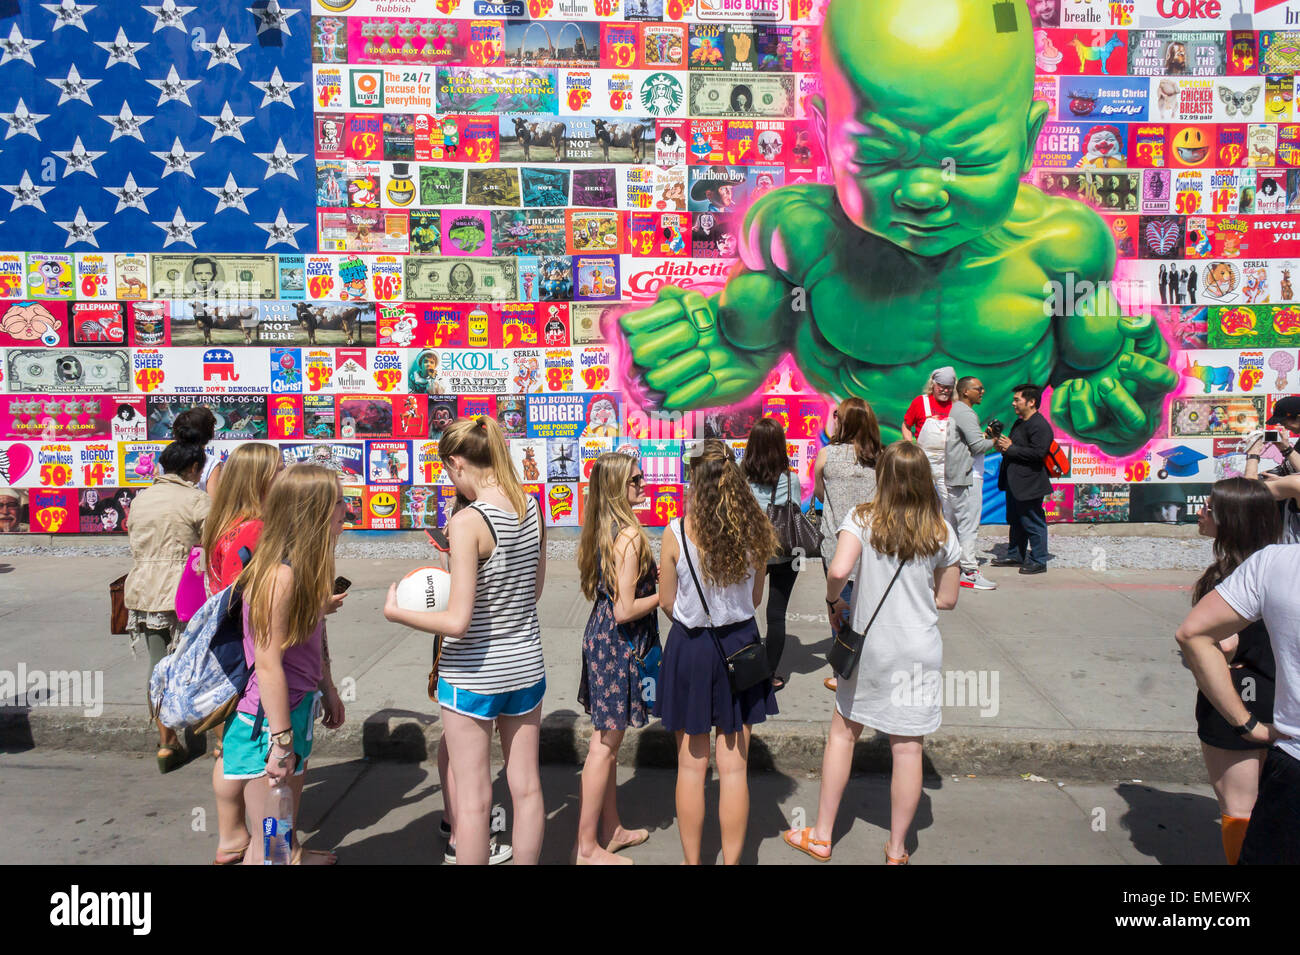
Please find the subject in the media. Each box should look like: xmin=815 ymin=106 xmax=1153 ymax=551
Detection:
xmin=945 ymin=401 xmax=994 ymax=487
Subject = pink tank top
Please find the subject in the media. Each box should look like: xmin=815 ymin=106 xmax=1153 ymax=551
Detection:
xmin=237 ymin=601 xmax=323 ymax=716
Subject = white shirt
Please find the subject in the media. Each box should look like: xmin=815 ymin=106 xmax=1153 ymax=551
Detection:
xmin=840 ymin=511 xmax=962 ymax=635
xmin=1216 ymin=544 xmax=1300 ymax=762
xmin=668 ymin=518 xmax=756 ymax=628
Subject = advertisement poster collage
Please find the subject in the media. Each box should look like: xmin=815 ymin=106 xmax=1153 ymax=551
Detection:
xmin=3 ymin=0 xmax=1300 ymax=533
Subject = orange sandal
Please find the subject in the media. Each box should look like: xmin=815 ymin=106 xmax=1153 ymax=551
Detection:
xmin=885 ymin=844 xmax=909 ymax=865
xmin=783 ymin=828 xmax=831 ymax=862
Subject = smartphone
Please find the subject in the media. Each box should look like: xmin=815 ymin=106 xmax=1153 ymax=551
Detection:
xmin=332 ymin=576 xmax=352 ymax=595
xmin=425 ymin=527 xmax=450 ymax=552
xmin=1266 ymin=430 xmax=1281 ymax=442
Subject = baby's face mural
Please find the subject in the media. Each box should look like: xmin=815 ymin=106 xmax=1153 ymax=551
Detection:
xmin=811 ymin=0 xmax=1046 ymax=257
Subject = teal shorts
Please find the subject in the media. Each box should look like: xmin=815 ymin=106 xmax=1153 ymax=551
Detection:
xmin=221 ymin=691 xmax=320 ymax=780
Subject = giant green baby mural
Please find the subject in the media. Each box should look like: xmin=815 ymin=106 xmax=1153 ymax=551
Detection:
xmin=620 ymin=0 xmax=1178 ymax=457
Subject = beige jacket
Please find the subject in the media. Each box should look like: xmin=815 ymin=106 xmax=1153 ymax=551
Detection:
xmin=124 ymin=474 xmax=211 ymax=612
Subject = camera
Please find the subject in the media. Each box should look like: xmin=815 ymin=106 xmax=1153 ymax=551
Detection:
xmin=985 ymin=418 xmax=1005 ymax=439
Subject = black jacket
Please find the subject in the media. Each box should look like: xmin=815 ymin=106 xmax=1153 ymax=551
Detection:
xmin=997 ymin=411 xmax=1054 ymax=501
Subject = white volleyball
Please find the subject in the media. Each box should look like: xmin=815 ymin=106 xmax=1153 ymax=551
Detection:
xmin=395 ymin=566 xmax=452 ymax=613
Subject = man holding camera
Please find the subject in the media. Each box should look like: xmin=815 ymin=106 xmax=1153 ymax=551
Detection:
xmin=991 ymin=383 xmax=1052 ymax=575
xmin=946 ymin=377 xmax=996 ymax=590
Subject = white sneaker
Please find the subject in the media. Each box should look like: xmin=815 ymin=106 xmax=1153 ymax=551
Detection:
xmin=960 ymin=571 xmax=997 ymax=590
xmin=444 ymin=835 xmax=513 ymax=865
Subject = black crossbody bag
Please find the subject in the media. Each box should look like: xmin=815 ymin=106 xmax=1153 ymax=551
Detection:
xmin=680 ymin=526 xmax=770 ymax=694
xmin=826 ymin=561 xmax=904 ymax=681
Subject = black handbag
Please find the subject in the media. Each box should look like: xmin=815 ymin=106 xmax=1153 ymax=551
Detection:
xmin=680 ymin=523 xmax=770 ymax=694
xmin=767 ymin=473 xmax=821 ymax=560
xmin=827 ymin=561 xmax=904 ymax=681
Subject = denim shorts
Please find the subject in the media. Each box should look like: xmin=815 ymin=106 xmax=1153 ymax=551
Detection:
xmin=221 ymin=692 xmax=320 ymax=779
xmin=437 ymin=677 xmax=546 ymax=719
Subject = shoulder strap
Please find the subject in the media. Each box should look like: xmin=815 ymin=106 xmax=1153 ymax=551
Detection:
xmin=467 ymin=501 xmax=499 ymax=545
xmin=785 ymin=471 xmax=794 ymax=501
xmin=922 ymin=395 xmax=932 ymax=418
xmin=679 ymin=519 xmax=712 ymax=625
xmin=768 ymin=480 xmax=777 ymax=506
xmin=860 ymin=560 xmax=906 ymax=639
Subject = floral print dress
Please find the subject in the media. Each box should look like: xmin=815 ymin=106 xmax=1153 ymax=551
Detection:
xmin=578 ymin=556 xmax=659 ymax=731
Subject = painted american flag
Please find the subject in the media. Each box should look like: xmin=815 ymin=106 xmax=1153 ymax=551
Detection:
xmin=0 ymin=0 xmax=314 ymax=253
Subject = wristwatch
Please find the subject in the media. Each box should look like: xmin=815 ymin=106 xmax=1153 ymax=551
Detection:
xmin=270 ymin=728 xmax=294 ymax=749
xmin=1232 ymin=715 xmax=1258 ymax=737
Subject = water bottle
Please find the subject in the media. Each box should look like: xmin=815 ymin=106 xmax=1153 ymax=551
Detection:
xmin=262 ymin=781 xmax=294 ymax=865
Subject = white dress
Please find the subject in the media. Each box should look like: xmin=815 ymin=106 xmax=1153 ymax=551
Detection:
xmin=834 ymin=511 xmax=961 ymax=736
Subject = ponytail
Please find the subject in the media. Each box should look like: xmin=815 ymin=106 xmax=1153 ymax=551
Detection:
xmin=439 ymin=415 xmax=529 ymax=521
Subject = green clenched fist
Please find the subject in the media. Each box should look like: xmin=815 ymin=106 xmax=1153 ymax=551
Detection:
xmin=621 ymin=286 xmax=768 ymax=410
xmin=1051 ymin=315 xmax=1179 ymax=457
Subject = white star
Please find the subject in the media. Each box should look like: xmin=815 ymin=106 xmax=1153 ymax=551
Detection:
xmin=151 ymin=136 xmax=203 ymax=178
xmin=254 ymin=207 xmax=307 ymax=249
xmin=199 ymin=28 xmax=249 ymax=71
xmin=152 ymin=208 xmax=205 ymax=248
xmin=1 ymin=171 xmax=55 ymax=213
xmin=248 ymin=0 xmax=298 ymax=36
xmin=48 ymin=64 xmax=101 ymax=107
xmin=94 ymin=27 xmax=148 ymax=69
xmin=100 ymin=101 xmax=153 ymax=143
xmin=105 ymin=172 xmax=157 ymax=213
xmin=253 ymin=138 xmax=305 ymax=180
xmin=3 ymin=100 xmax=50 ymax=141
xmin=55 ymin=207 xmax=108 ymax=248
xmin=146 ymin=65 xmax=201 ymax=107
xmin=42 ymin=1 xmax=95 ymax=32
xmin=142 ymin=0 xmax=195 ymax=33
xmin=0 ymin=24 xmax=44 ymax=68
xmin=53 ymin=136 xmax=106 ymax=178
xmin=204 ymin=171 xmax=258 ymax=214
xmin=200 ymin=101 xmax=254 ymax=143
xmin=250 ymin=67 xmax=301 ymax=109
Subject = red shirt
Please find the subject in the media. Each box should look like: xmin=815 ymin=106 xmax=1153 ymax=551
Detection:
xmin=206 ymin=519 xmax=263 ymax=594
xmin=903 ymin=394 xmax=953 ymax=434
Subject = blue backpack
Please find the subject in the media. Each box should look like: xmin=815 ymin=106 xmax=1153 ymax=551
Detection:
xmin=148 ymin=585 xmax=254 ymax=735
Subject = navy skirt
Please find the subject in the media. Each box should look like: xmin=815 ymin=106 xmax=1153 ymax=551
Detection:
xmin=654 ymin=617 xmax=778 ymax=736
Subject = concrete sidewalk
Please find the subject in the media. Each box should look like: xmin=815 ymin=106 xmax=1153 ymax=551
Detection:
xmin=0 ymin=548 xmax=1209 ymax=780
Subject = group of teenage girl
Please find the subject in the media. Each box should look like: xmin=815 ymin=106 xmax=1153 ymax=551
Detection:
xmin=126 ymin=393 xmax=963 ymax=864
xmin=124 ymin=393 xmax=1286 ymax=864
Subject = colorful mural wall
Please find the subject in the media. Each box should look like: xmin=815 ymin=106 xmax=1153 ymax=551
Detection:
xmin=0 ymin=0 xmax=1296 ymax=533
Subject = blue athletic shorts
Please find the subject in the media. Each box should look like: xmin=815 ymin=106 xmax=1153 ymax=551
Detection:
xmin=221 ymin=691 xmax=320 ymax=780
xmin=437 ymin=676 xmax=546 ymax=719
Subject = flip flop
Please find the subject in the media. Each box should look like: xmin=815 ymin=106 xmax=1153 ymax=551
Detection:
xmin=213 ymin=843 xmax=249 ymax=865
xmin=783 ymin=827 xmax=831 ymax=862
xmin=823 ymin=677 xmax=838 ymax=692
xmin=606 ymin=828 xmax=650 ymax=854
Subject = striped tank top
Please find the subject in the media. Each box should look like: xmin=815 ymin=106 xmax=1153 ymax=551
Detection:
xmin=439 ymin=498 xmax=545 ymax=694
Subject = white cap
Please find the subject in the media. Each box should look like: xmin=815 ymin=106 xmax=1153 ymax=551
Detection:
xmin=932 ymin=367 xmax=957 ymax=387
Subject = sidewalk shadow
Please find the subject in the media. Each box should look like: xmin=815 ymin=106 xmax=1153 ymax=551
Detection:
xmin=826 ymin=741 xmax=944 ymax=859
xmin=1115 ymin=782 xmax=1222 ymax=865
xmin=302 ymin=758 xmax=444 ymax=864
xmin=537 ymin=712 xmax=799 ymax=864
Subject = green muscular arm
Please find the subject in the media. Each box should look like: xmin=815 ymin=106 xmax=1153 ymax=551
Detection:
xmin=620 ymin=189 xmax=818 ymax=409
xmin=1045 ymin=204 xmax=1178 ymax=457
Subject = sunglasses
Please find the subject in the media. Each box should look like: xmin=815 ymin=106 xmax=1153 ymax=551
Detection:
xmin=628 ymin=475 xmax=644 ymax=487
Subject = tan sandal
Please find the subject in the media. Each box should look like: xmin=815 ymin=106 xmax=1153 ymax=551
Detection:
xmin=885 ymin=844 xmax=909 ymax=865
xmin=783 ymin=827 xmax=831 ymax=862
xmin=213 ymin=843 xmax=248 ymax=865
xmin=824 ymin=677 xmax=838 ymax=692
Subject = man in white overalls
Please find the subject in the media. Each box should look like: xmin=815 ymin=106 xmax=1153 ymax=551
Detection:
xmin=902 ymin=367 xmax=957 ymax=526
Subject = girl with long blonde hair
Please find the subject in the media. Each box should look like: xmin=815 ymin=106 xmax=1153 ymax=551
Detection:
xmin=201 ymin=442 xmax=283 ymax=595
xmin=199 ymin=441 xmax=285 ymax=865
xmin=383 ymin=416 xmax=547 ymax=865
xmin=657 ymin=439 xmax=779 ymax=864
xmin=574 ymin=451 xmax=659 ymax=864
xmin=785 ymin=441 xmax=961 ymax=865
xmin=222 ymin=465 xmax=347 ymax=865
